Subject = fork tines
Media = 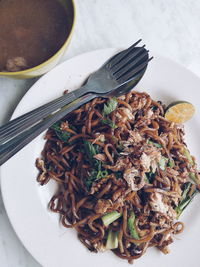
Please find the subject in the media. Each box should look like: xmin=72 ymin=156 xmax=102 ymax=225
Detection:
xmin=108 ymin=39 xmax=142 ymax=68
xmin=108 ymin=39 xmax=151 ymax=83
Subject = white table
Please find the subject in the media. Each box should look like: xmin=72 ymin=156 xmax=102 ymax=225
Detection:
xmin=0 ymin=0 xmax=200 ymax=266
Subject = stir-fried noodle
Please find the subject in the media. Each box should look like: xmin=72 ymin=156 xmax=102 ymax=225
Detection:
xmin=36 ymin=91 xmax=199 ymax=263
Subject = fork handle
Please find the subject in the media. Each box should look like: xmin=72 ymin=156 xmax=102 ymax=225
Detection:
xmin=0 ymin=93 xmax=96 ymax=166
xmin=0 ymin=85 xmax=88 ymax=144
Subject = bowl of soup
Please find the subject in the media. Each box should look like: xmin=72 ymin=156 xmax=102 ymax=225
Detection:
xmin=0 ymin=0 xmax=75 ymax=79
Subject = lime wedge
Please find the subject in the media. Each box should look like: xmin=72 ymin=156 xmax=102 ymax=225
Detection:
xmin=165 ymin=101 xmax=195 ymax=123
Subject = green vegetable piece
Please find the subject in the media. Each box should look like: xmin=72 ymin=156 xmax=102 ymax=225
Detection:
xmin=96 ymin=170 xmax=102 ymax=179
xmin=101 ymin=98 xmax=118 ymax=128
xmin=83 ymin=141 xmax=107 ymax=190
xmin=175 ymin=205 xmax=183 ymax=218
xmin=184 ymin=148 xmax=193 ymax=164
xmin=168 ymin=159 xmax=174 ymax=168
xmin=103 ymin=97 xmax=118 ymax=116
xmin=83 ymin=141 xmax=102 ymax=169
xmin=147 ymin=140 xmax=162 ymax=148
xmin=106 ymin=230 xmax=119 ymax=250
xmin=145 ymin=172 xmax=155 ymax=183
xmin=96 ymin=170 xmax=108 ymax=180
xmin=158 ymin=157 xmax=167 ymax=171
xmin=102 ymin=211 xmax=122 ymax=227
xmin=84 ymin=141 xmax=97 ymax=160
xmin=179 ymin=198 xmax=193 ymax=210
xmin=144 ymin=173 xmax=150 ymax=183
xmin=189 ymin=172 xmax=199 ymax=184
xmin=127 ymin=211 xmax=139 ymax=240
xmin=84 ymin=170 xmax=98 ymax=190
xmin=102 ymin=118 xmax=117 ymax=129
xmin=51 ymin=122 xmax=60 ymax=132
xmin=101 ymin=170 xmax=108 ymax=177
xmin=83 ymin=142 xmax=108 ymax=190
xmin=181 ymin=183 xmax=191 ymax=200
xmin=175 ymin=194 xmax=197 ymax=218
xmin=51 ymin=122 xmax=71 ymax=142
xmin=85 ymin=169 xmax=108 ymax=190
xmin=175 ymin=182 xmax=198 ymax=218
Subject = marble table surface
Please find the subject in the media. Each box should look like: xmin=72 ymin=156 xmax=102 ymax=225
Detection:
xmin=1 ymin=0 xmax=200 ymax=266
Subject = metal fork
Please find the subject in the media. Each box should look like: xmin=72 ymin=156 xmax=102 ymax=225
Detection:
xmin=0 ymin=40 xmax=151 ymax=165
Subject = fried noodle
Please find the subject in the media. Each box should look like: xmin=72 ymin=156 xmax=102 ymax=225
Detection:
xmin=36 ymin=91 xmax=200 ymax=263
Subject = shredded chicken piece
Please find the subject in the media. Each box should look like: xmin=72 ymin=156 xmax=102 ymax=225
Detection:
xmin=131 ymin=96 xmax=147 ymax=110
xmin=128 ymin=130 xmax=143 ymax=143
xmin=123 ymin=167 xmax=145 ymax=191
xmin=140 ymin=153 xmax=151 ymax=172
xmin=120 ymin=108 xmax=134 ymax=120
xmin=116 ymin=107 xmax=134 ymax=122
xmin=140 ymin=146 xmax=162 ymax=173
xmin=93 ymin=153 xmax=107 ymax=162
xmin=149 ymin=193 xmax=177 ymax=219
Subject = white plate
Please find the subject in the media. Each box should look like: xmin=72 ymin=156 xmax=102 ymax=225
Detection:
xmin=1 ymin=49 xmax=200 ymax=267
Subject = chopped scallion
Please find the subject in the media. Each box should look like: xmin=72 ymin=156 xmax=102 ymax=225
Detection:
xmin=181 ymin=183 xmax=191 ymax=200
xmin=175 ymin=182 xmax=198 ymax=218
xmin=127 ymin=211 xmax=139 ymax=240
xmin=102 ymin=211 xmax=122 ymax=227
xmin=144 ymin=174 xmax=150 ymax=183
xmin=189 ymin=172 xmax=199 ymax=184
xmin=50 ymin=122 xmax=72 ymax=142
xmin=102 ymin=118 xmax=117 ymax=129
xmin=102 ymin=97 xmax=118 ymax=117
xmin=168 ymin=159 xmax=174 ymax=168
xmin=145 ymin=172 xmax=155 ymax=183
xmin=147 ymin=140 xmax=162 ymax=148
xmin=106 ymin=230 xmax=119 ymax=249
xmin=184 ymin=148 xmax=193 ymax=164
xmin=158 ymin=157 xmax=167 ymax=171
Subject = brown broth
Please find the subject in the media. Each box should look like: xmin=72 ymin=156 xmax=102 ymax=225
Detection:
xmin=0 ymin=0 xmax=70 ymax=72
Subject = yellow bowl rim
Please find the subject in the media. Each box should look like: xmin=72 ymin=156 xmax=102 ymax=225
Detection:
xmin=0 ymin=0 xmax=76 ymax=77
